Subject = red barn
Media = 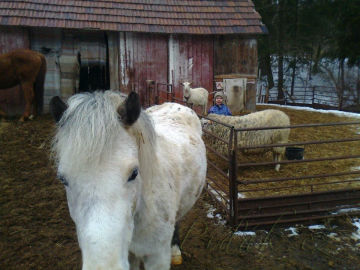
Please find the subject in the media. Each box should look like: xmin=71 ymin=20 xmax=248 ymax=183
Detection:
xmin=0 ymin=0 xmax=265 ymax=115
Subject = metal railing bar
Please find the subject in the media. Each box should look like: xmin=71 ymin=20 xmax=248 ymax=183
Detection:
xmin=237 ymin=171 xmax=360 ymax=184
xmin=237 ymin=154 xmax=360 ymax=167
xmin=206 ymin=183 xmax=230 ymax=204
xmin=206 ymin=144 xmax=229 ymax=162
xmin=237 ymin=192 xmax=360 ymax=211
xmin=239 ymin=179 xmax=360 ymax=193
xmin=206 ymin=176 xmax=229 ymax=196
xmin=236 ymin=212 xmax=360 ymax=227
xmin=203 ymin=129 xmax=230 ymax=144
xmin=202 ymin=115 xmax=235 ymax=128
xmin=238 ymin=204 xmax=360 ymax=219
xmin=238 ymin=137 xmax=360 ymax=150
xmin=208 ymin=160 xmax=228 ymax=179
xmin=237 ymin=187 xmax=360 ymax=201
xmin=234 ymin=121 xmax=360 ymax=132
xmin=205 ymin=189 xmax=229 ymax=214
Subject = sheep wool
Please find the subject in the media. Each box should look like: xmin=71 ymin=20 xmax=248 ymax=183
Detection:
xmin=205 ymin=109 xmax=290 ymax=171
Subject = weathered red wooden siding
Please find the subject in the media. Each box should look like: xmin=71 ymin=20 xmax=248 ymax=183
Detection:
xmin=119 ymin=32 xmax=168 ymax=106
xmin=214 ymin=37 xmax=258 ymax=76
xmin=170 ymin=35 xmax=214 ymax=104
xmin=214 ymin=37 xmax=258 ymax=112
xmin=0 ymin=26 xmax=29 ymax=116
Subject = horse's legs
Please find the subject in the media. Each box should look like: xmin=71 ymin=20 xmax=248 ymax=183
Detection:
xmin=20 ymin=81 xmax=35 ymax=121
xmin=273 ymin=152 xmax=281 ymax=171
xmin=171 ymin=223 xmax=182 ymax=265
xmin=143 ymin=248 xmax=171 ymax=270
xmin=129 ymin=252 xmax=141 ymax=270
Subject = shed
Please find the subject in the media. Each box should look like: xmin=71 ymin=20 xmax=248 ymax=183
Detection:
xmin=0 ymin=0 xmax=266 ymax=114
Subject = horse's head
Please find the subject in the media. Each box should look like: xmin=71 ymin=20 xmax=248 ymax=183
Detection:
xmin=51 ymin=91 xmax=144 ymax=270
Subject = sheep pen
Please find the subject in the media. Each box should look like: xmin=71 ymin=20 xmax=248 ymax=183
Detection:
xmin=181 ymin=82 xmax=209 ymax=115
xmin=203 ymin=105 xmax=360 ymax=199
xmin=204 ymin=109 xmax=290 ymax=171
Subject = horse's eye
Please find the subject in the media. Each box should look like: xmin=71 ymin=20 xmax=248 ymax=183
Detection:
xmin=128 ymin=168 xmax=138 ymax=182
xmin=58 ymin=174 xmax=69 ymax=187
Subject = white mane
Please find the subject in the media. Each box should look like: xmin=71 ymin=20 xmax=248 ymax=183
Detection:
xmin=51 ymin=91 xmax=156 ymax=171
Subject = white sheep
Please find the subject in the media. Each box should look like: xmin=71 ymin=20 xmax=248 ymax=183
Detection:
xmin=204 ymin=109 xmax=290 ymax=171
xmin=181 ymin=82 xmax=209 ymax=115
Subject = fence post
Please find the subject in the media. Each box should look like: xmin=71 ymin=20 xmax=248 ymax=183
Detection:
xmin=154 ymin=82 xmax=159 ymax=105
xmin=170 ymin=84 xmax=175 ymax=102
xmin=228 ymin=127 xmax=238 ymax=227
xmin=312 ymin=86 xmax=315 ymax=105
xmin=145 ymin=80 xmax=155 ymax=107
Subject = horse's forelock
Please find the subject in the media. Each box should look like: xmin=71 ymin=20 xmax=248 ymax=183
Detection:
xmin=52 ymin=91 xmax=156 ymax=171
xmin=53 ymin=91 xmax=126 ymax=168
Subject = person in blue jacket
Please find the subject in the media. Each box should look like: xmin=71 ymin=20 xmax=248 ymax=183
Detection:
xmin=208 ymin=91 xmax=232 ymax=115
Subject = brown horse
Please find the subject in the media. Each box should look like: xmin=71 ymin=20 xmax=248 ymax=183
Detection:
xmin=0 ymin=49 xmax=47 ymax=121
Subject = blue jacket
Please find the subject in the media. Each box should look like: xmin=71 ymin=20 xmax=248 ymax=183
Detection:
xmin=208 ymin=104 xmax=232 ymax=116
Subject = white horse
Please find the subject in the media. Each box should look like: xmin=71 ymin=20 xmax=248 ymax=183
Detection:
xmin=50 ymin=90 xmax=207 ymax=270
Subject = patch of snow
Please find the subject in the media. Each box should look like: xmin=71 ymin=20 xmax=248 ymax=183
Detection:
xmin=205 ymin=203 xmax=226 ymax=225
xmin=237 ymin=192 xmax=246 ymax=199
xmin=285 ymin=227 xmax=298 ymax=237
xmin=206 ymin=205 xmax=217 ymax=219
xmin=258 ymin=103 xmax=360 ymax=119
xmin=332 ymin=207 xmax=360 ymax=215
xmin=308 ymin=224 xmax=326 ymax=230
xmin=234 ymin=231 xmax=256 ymax=236
xmin=351 ymin=218 xmax=360 ymax=241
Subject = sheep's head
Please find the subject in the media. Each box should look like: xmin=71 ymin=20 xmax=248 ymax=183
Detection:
xmin=181 ymin=82 xmax=192 ymax=98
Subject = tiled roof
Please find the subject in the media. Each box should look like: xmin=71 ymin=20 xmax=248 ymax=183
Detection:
xmin=0 ymin=0 xmax=265 ymax=35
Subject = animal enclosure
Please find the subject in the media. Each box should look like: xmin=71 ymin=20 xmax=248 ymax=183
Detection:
xmin=202 ymin=106 xmax=360 ymax=228
xmin=145 ymin=87 xmax=360 ymax=228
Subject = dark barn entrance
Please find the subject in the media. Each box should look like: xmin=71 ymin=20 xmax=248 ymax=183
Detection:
xmin=78 ymin=33 xmax=110 ymax=92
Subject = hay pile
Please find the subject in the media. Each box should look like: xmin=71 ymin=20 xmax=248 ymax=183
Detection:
xmin=205 ymin=105 xmax=360 ymax=198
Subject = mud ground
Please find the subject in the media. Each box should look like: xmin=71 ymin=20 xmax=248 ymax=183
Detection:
xmin=1 ymin=115 xmax=360 ymax=270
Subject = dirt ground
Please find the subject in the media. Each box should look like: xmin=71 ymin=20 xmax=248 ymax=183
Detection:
xmin=1 ymin=114 xmax=360 ymax=270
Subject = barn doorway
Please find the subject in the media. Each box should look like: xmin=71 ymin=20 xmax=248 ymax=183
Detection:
xmin=78 ymin=32 xmax=110 ymax=92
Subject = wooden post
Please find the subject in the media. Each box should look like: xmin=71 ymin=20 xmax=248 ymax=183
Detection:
xmin=312 ymin=86 xmax=315 ymax=105
xmin=155 ymin=82 xmax=159 ymax=105
xmin=145 ymin=80 xmax=155 ymax=107
xmin=228 ymin=127 xmax=238 ymax=226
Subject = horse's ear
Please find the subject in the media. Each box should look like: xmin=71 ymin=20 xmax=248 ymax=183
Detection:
xmin=50 ymin=96 xmax=68 ymax=123
xmin=117 ymin=91 xmax=141 ymax=126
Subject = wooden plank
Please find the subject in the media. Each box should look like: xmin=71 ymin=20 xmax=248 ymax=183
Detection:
xmin=119 ymin=32 xmax=167 ymax=104
xmin=214 ymin=37 xmax=258 ymax=76
xmin=169 ymin=35 xmax=213 ymax=107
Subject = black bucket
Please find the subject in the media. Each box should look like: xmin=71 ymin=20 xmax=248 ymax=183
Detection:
xmin=285 ymin=147 xmax=304 ymax=160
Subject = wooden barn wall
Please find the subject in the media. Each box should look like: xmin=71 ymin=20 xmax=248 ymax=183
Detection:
xmin=169 ymin=35 xmax=214 ymax=102
xmin=107 ymin=32 xmax=120 ymax=91
xmin=214 ymin=37 xmax=257 ymax=76
xmin=59 ymin=31 xmax=81 ymax=101
xmin=0 ymin=26 xmax=29 ymax=116
xmin=214 ymin=37 xmax=258 ymax=111
xmin=30 ymin=28 xmax=62 ymax=113
xmin=118 ymin=32 xmax=168 ymax=106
